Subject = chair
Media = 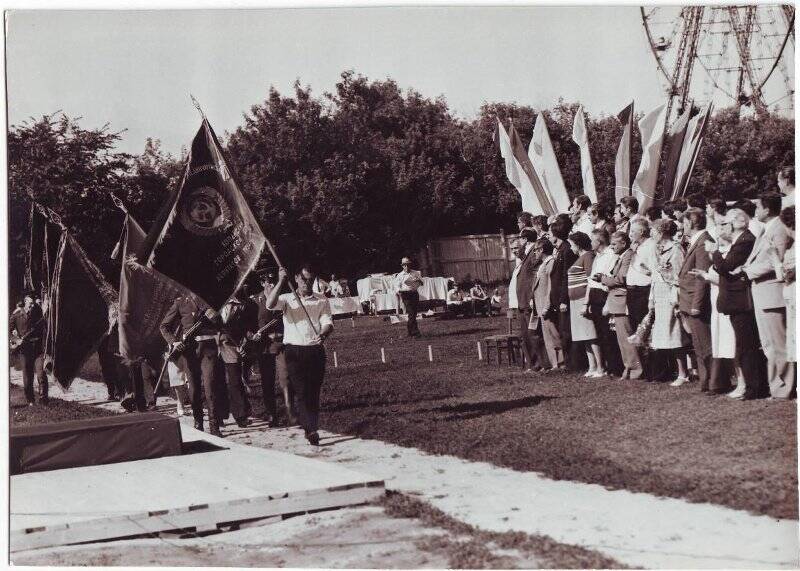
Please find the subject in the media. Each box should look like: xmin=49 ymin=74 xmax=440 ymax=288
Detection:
xmin=484 ymin=334 xmax=525 ymax=368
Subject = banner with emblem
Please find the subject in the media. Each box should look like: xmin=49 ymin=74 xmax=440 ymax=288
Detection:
xmin=138 ymin=118 xmax=266 ymax=311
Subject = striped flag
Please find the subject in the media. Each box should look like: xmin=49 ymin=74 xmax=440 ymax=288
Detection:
xmin=496 ymin=117 xmax=556 ymax=216
xmin=632 ymin=103 xmax=668 ymax=213
xmin=614 ymin=101 xmax=634 ymax=202
xmin=571 ymin=105 xmax=597 ymax=203
xmin=528 ymin=113 xmax=570 ymax=213
xmin=662 ymin=106 xmax=693 ymax=200
xmin=671 ymin=103 xmax=713 ymax=199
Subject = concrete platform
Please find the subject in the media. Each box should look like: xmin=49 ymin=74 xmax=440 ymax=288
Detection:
xmin=11 ymin=424 xmax=384 ymax=552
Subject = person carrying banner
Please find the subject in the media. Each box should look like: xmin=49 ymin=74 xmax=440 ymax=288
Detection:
xmin=265 ymin=265 xmax=333 ymax=446
xmin=10 ymin=292 xmax=48 ymax=405
xmin=160 ymin=295 xmax=223 ymax=435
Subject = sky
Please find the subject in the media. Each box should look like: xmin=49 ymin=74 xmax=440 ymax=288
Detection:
xmin=5 ymin=7 xmax=690 ymax=156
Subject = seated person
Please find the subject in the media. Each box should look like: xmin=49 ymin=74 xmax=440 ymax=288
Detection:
xmin=469 ymin=280 xmax=489 ymax=316
xmin=329 ymin=274 xmax=345 ymax=298
xmin=447 ymin=284 xmax=470 ymax=316
xmin=339 ymin=279 xmax=351 ymax=297
xmin=490 ymin=288 xmax=504 ymax=316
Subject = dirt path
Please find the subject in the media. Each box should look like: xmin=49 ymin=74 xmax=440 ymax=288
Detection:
xmin=13 ymin=371 xmax=799 ymax=569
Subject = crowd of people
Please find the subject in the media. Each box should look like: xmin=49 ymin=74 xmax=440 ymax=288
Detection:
xmin=503 ymin=165 xmax=796 ymax=400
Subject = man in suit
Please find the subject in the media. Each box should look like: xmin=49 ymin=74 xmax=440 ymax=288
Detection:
xmin=532 ymin=238 xmax=562 ymax=369
xmin=600 ymin=232 xmax=641 ymax=379
xmin=742 ymin=192 xmax=791 ymax=395
xmin=679 ymin=208 xmax=714 ymax=392
xmin=706 ymin=209 xmax=769 ymax=400
xmin=10 ymin=292 xmax=47 ymax=406
xmin=160 ymin=295 xmax=223 ymax=435
xmin=515 ymin=228 xmax=540 ymax=371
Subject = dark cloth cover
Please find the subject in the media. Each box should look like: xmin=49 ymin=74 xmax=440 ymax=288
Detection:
xmin=10 ymin=412 xmax=182 ymax=475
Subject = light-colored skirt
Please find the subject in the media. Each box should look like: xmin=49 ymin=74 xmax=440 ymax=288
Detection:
xmin=650 ymin=281 xmax=684 ymax=350
xmin=569 ymin=298 xmax=597 ymax=342
xmin=710 ymin=284 xmax=735 ymax=359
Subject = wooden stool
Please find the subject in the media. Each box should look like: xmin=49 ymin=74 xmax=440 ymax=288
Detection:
xmin=484 ymin=334 xmax=524 ymax=368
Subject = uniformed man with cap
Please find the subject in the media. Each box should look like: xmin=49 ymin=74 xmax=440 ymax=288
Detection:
xmin=160 ymin=295 xmax=222 ymax=435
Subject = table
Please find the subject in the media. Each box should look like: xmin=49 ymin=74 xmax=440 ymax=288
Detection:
xmin=329 ymin=296 xmax=363 ymax=316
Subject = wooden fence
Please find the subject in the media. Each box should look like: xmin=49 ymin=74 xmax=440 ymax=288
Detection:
xmin=419 ymin=232 xmax=519 ymax=285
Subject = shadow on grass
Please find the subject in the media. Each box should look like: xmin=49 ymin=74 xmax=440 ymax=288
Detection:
xmin=428 ymin=395 xmax=555 ymax=421
xmin=423 ymin=326 xmax=502 ymax=338
xmin=324 ymin=395 xmax=454 ymax=414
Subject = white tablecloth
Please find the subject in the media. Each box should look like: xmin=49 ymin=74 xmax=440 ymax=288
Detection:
xmin=329 ymin=296 xmax=363 ymax=316
xmin=356 ymin=275 xmax=450 ymax=303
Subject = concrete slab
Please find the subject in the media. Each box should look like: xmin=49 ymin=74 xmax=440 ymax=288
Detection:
xmin=11 ymin=425 xmax=384 ymax=552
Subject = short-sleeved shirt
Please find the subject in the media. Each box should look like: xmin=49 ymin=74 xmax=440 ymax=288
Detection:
xmin=271 ymin=292 xmax=333 ymax=346
xmin=627 ymin=238 xmax=657 ymax=287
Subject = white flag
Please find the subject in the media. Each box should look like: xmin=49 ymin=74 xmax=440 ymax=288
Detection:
xmin=632 ymin=103 xmax=669 ymax=213
xmin=529 ymin=113 xmax=570 ymax=213
xmin=497 ymin=118 xmax=541 ymax=215
xmin=571 ymin=105 xmax=598 ymax=204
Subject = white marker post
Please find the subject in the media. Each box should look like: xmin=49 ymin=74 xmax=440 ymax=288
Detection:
xmin=428 ymin=345 xmax=433 ymax=362
xmin=380 ymin=347 xmax=386 ymax=363
xmin=333 ymin=351 xmax=338 ymax=368
xmin=477 ymin=341 xmax=483 ymax=361
xmin=351 ymin=317 xmax=355 ymax=328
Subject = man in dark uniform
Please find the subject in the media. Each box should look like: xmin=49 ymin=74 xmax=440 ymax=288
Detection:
xmin=219 ymin=290 xmax=255 ymax=428
xmin=251 ymin=272 xmax=287 ymax=427
xmin=159 ymin=295 xmax=222 ymax=435
xmin=11 ymin=292 xmax=48 ymax=405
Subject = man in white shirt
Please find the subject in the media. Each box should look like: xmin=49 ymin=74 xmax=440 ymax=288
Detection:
xmin=393 ymin=257 xmax=424 ymax=337
xmin=572 ymin=195 xmax=594 ymax=236
xmin=626 ymin=218 xmax=656 ymax=332
xmin=266 ymin=265 xmax=334 ymax=446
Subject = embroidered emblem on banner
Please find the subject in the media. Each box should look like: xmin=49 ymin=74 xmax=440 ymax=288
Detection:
xmin=178 ymin=186 xmax=231 ymax=236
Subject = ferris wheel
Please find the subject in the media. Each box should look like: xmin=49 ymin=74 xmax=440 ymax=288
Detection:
xmin=641 ymin=5 xmax=794 ymax=123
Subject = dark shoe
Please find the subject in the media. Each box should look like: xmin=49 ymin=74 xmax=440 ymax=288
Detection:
xmin=260 ymin=413 xmax=277 ymax=427
xmin=209 ymin=425 xmax=224 ymax=437
xmin=306 ymin=431 xmax=320 ymax=446
xmin=194 ymin=420 xmax=204 ymax=432
xmin=120 ymin=396 xmax=136 ymax=412
xmin=39 ymin=397 xmax=49 ymax=405
xmin=235 ymin=418 xmax=251 ymax=428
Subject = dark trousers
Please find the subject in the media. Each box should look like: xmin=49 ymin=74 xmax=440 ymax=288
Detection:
xmin=284 ymin=344 xmax=326 ymax=435
xmin=400 ymin=290 xmax=420 ymax=336
xmin=223 ymin=362 xmax=251 ymax=421
xmin=127 ymin=361 xmax=149 ymax=412
xmin=683 ymin=313 xmax=713 ymax=390
xmin=178 ymin=339 xmax=220 ymax=428
xmin=588 ymin=292 xmax=623 ymax=376
xmin=257 ymin=351 xmax=278 ymax=417
xmin=626 ymin=286 xmax=651 ymax=330
xmin=19 ymin=345 xmax=46 ymax=404
xmin=730 ymin=311 xmax=769 ymax=398
xmin=557 ymin=309 xmax=572 ymax=369
xmin=97 ymin=347 xmax=125 ymax=399
xmin=518 ymin=308 xmax=534 ymax=367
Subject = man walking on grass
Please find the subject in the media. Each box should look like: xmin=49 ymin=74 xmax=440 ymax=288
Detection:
xmin=394 ymin=257 xmax=424 ymax=338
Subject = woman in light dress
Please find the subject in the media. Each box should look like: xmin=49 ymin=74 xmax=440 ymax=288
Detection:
xmin=566 ymin=231 xmax=601 ymax=376
xmin=773 ymin=206 xmax=795 ymax=393
xmin=648 ymin=219 xmax=689 ymax=384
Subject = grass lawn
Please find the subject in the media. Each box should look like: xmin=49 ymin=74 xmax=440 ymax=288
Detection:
xmin=319 ymin=314 xmax=798 ymax=520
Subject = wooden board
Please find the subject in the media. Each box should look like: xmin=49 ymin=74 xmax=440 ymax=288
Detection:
xmin=11 ymin=426 xmax=384 ymax=552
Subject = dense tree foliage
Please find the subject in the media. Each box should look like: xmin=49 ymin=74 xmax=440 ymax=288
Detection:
xmin=8 ymin=71 xmax=795 ymax=292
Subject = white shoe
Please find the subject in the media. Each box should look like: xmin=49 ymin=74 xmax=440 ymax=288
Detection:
xmin=583 ymin=369 xmax=596 ymax=378
xmin=589 ymin=370 xmax=606 ymax=378
xmin=670 ymin=376 xmax=690 ymax=387
xmin=727 ymin=387 xmax=746 ymax=399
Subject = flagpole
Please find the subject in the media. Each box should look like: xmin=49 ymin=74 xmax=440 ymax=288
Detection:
xmin=263 ymin=238 xmax=320 ymax=336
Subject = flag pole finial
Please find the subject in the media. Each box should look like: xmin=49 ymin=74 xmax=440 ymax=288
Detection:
xmin=190 ymin=94 xmax=206 ymax=120
xmin=109 ymin=193 xmax=128 ymax=214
